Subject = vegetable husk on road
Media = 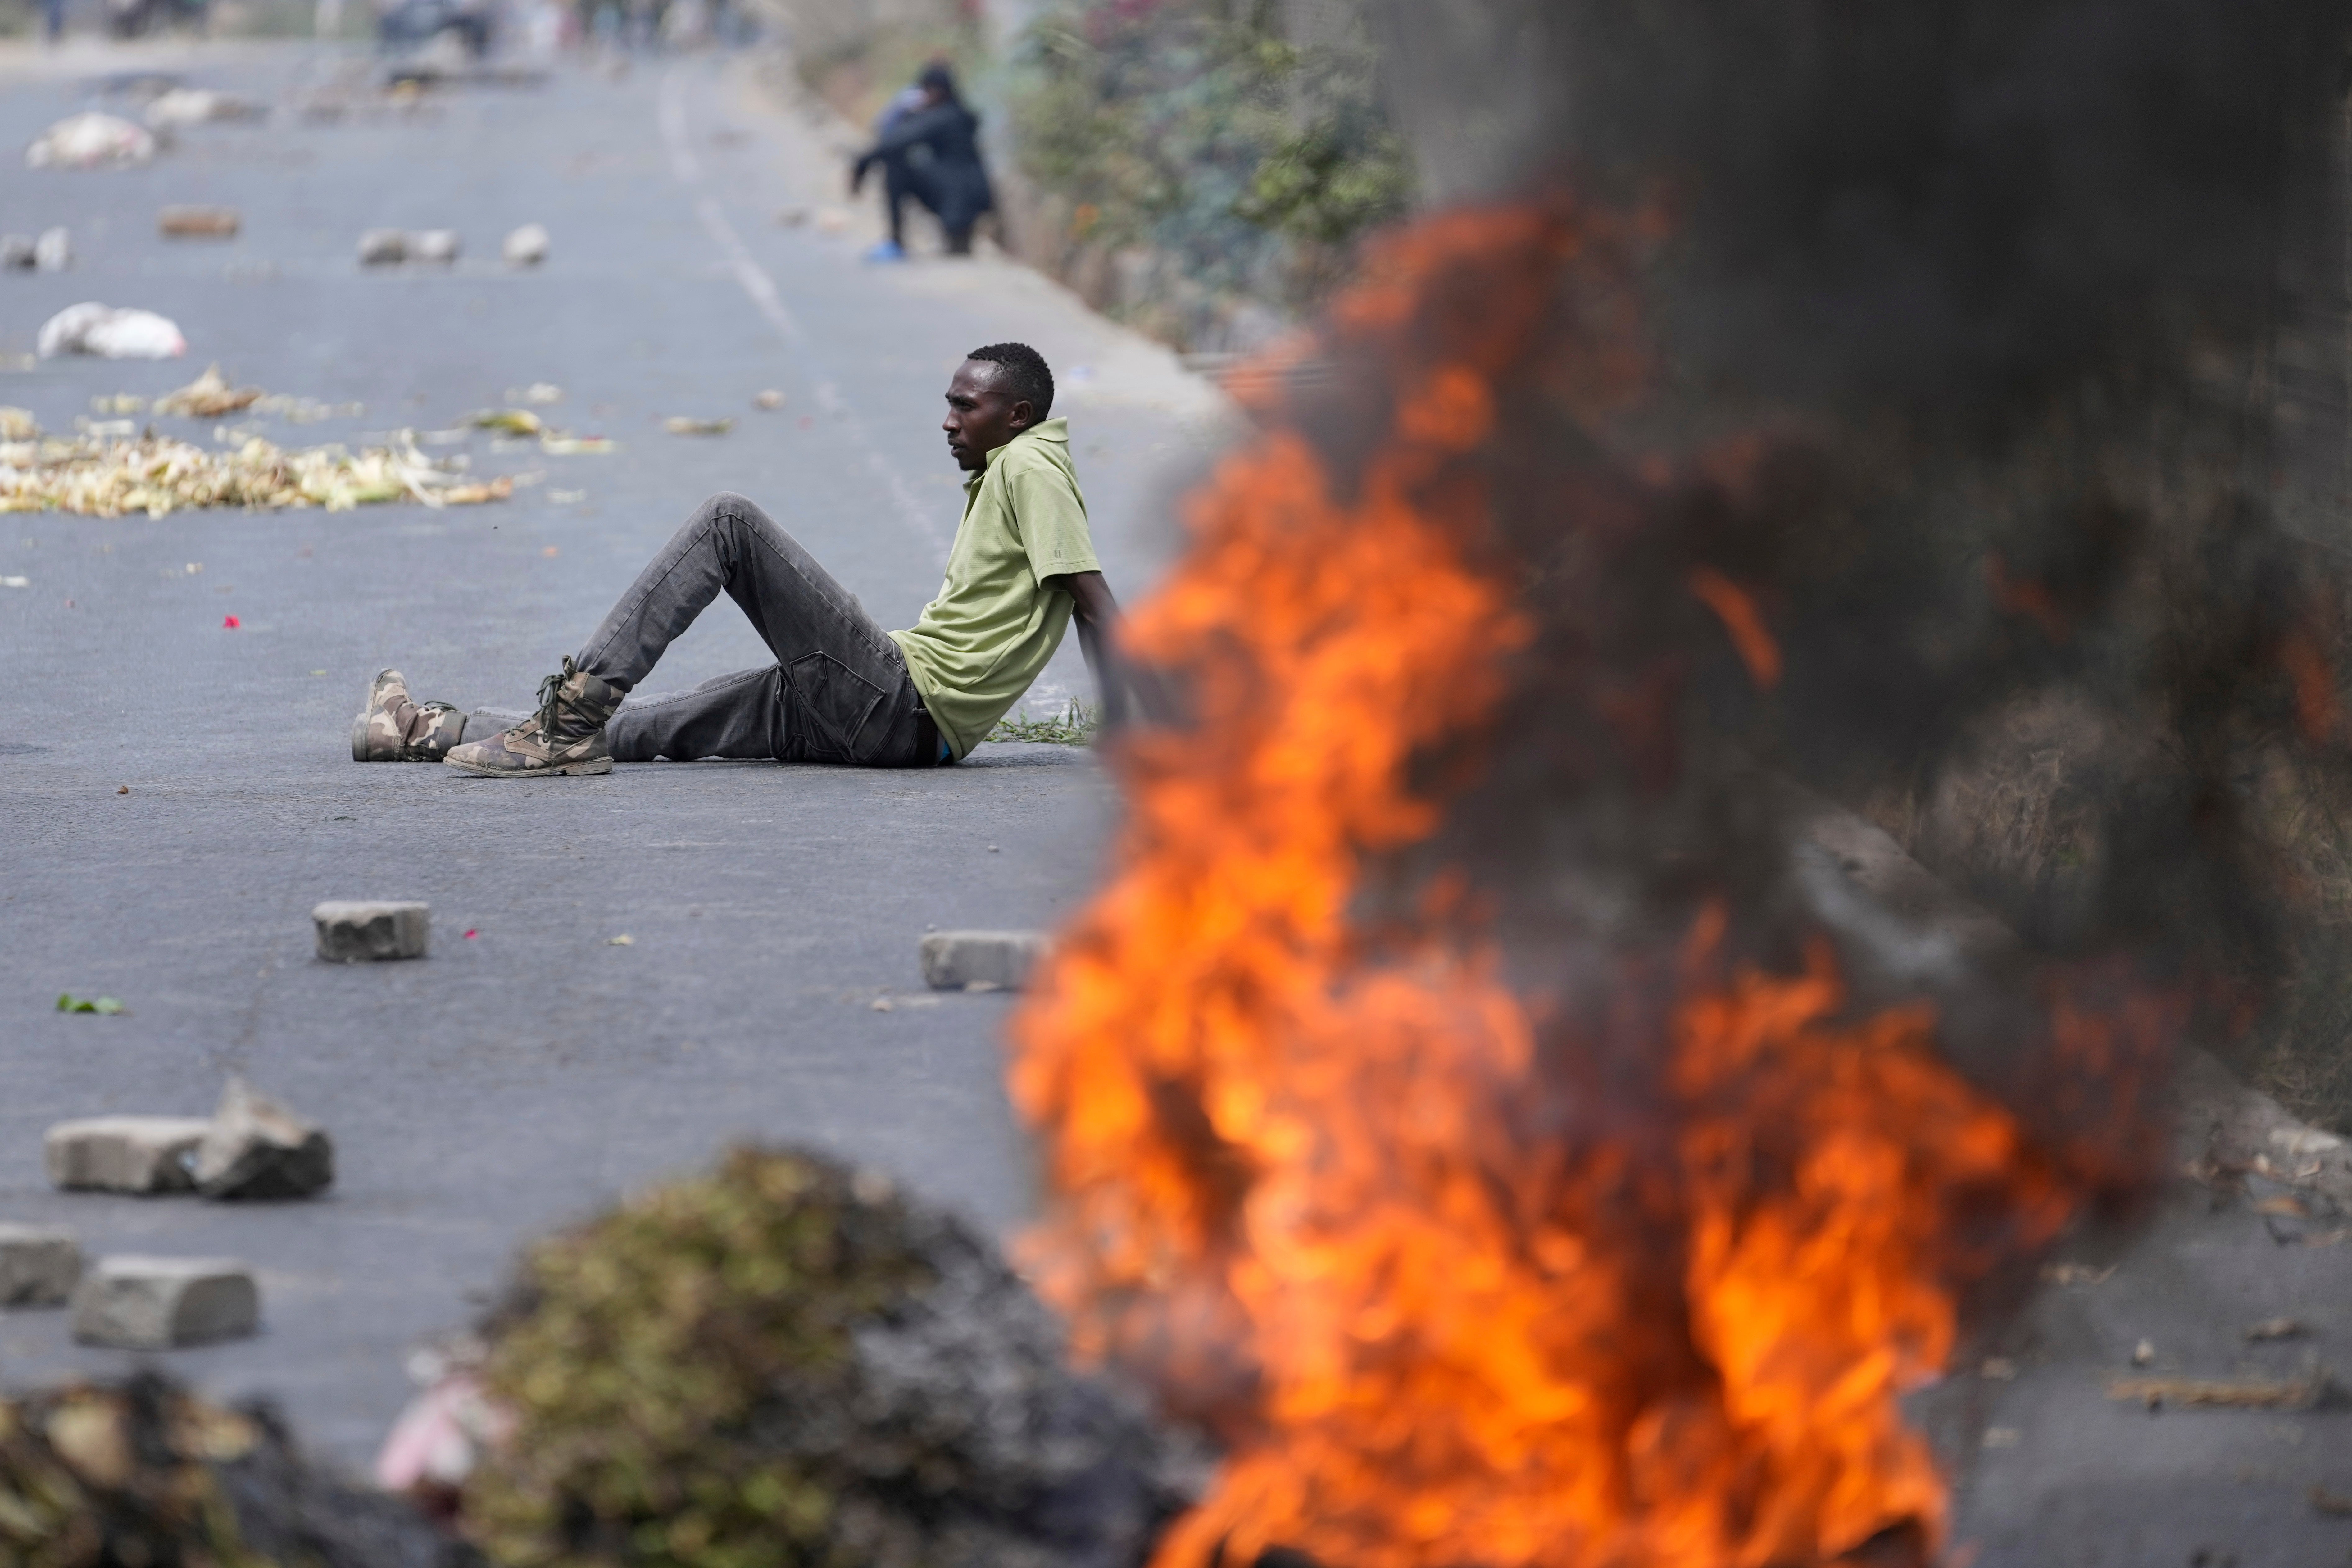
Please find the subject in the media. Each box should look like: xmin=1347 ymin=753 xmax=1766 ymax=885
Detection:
xmin=0 ymin=429 xmax=511 ymax=517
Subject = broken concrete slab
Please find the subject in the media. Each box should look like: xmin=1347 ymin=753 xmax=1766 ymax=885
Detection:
xmin=313 ymin=900 xmax=429 ymax=962
xmin=44 ymin=1116 xmax=210 ymax=1193
xmin=71 ymin=1257 xmax=257 ymax=1348
xmin=0 ymin=1224 xmax=82 ymax=1306
xmin=194 ymin=1079 xmax=333 ymax=1200
xmin=918 ymin=930 xmax=1051 ymax=992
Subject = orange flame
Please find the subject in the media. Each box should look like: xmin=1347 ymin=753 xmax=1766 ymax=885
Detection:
xmin=1011 ymin=205 xmax=2120 ymax=1568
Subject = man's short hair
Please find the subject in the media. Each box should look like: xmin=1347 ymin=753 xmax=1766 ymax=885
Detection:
xmin=966 ymin=342 xmax=1054 ymax=419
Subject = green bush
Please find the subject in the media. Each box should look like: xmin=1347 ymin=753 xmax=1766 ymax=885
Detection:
xmin=1009 ymin=0 xmax=1410 ymax=314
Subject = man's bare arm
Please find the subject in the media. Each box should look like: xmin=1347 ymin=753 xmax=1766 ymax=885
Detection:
xmin=1043 ymin=570 xmax=1169 ymax=731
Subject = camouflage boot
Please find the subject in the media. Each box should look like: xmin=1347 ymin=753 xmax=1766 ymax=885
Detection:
xmin=352 ymin=669 xmax=468 ymax=762
xmin=443 ymin=657 xmax=622 ymax=778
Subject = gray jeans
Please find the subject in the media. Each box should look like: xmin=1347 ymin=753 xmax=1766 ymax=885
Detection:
xmin=576 ymin=492 xmax=939 ymax=767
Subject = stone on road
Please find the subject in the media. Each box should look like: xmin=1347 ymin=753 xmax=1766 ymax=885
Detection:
xmin=311 ymin=900 xmax=430 ymax=963
xmin=919 ymin=929 xmax=1052 ymax=992
xmin=194 ymin=1079 xmax=334 ymax=1201
xmin=0 ymin=1223 xmax=82 ymax=1306
xmin=72 ymin=1256 xmax=259 ymax=1348
xmin=44 ymin=1116 xmax=211 ymax=1193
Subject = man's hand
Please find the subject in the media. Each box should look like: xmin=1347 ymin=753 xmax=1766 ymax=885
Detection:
xmin=1043 ymin=570 xmax=1170 ymax=733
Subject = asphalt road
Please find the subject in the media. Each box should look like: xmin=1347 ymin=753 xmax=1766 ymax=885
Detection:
xmin=0 ymin=36 xmax=1228 ymax=1469
xmin=2 ymin=34 xmax=2350 ymax=1568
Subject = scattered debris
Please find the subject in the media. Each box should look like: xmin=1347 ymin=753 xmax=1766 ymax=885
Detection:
xmin=605 ymin=934 xmax=633 ymax=946
xmin=470 ymin=408 xmax=541 ymax=435
xmin=2039 ymin=1261 xmax=2117 ymax=1287
xmin=0 ymin=1224 xmax=82 ymax=1306
xmin=313 ymin=899 xmax=430 ymax=962
xmin=154 ymin=363 xmax=262 ymax=417
xmin=45 ymin=1116 xmax=211 ymax=1193
xmin=447 ymin=1146 xmax=1200 ymax=1568
xmin=73 ymin=1257 xmax=257 ymax=1349
xmin=501 ymin=223 xmax=548 ymax=266
xmin=989 ymin=697 xmax=1099 ymax=745
xmin=91 ymin=393 xmax=144 ymax=414
xmin=776 ymin=206 xmax=808 ymax=226
xmin=26 ymin=113 xmax=156 ymax=169
xmin=521 ymin=382 xmax=561 ymax=404
xmin=0 ymin=407 xmax=35 ymax=440
xmin=1980 ymin=1357 xmax=2019 ymax=1381
xmin=2132 ymin=1339 xmax=2156 ymax=1366
xmin=2245 ymin=1317 xmax=2308 ymax=1342
xmin=358 ymin=228 xmax=407 ymax=266
xmin=158 ymin=205 xmax=239 ymax=239
xmin=37 ymin=302 xmax=186 ymax=360
xmin=55 ymin=993 xmax=125 ymax=1015
xmin=2314 ymin=1486 xmax=2352 ymax=1518
xmin=0 ymin=234 xmax=33 ymax=269
xmin=753 ymin=388 xmax=785 ymax=408
xmin=194 ymin=1079 xmax=334 ymax=1200
xmin=2105 ymin=1370 xmax=2334 ymax=1411
xmin=410 ymin=229 xmax=460 ymax=264
xmin=1980 ymin=1427 xmax=2021 ymax=1449
xmin=538 ymin=434 xmax=616 ymax=455
xmin=34 ymin=227 xmax=70 ymax=272
xmin=661 ymin=415 xmax=732 ymax=436
xmin=142 ymin=89 xmax=264 ymax=130
xmin=919 ymin=929 xmax=1053 ymax=992
xmin=115 ymin=782 xmax=126 ymax=791
xmin=0 ymin=430 xmax=504 ymax=517
xmin=813 ymin=206 xmax=850 ymax=232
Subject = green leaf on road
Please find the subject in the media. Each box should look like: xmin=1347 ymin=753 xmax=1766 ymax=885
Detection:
xmin=56 ymin=993 xmax=125 ymax=1014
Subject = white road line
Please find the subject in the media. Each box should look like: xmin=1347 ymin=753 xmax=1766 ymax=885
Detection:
xmin=658 ymin=65 xmax=948 ymax=563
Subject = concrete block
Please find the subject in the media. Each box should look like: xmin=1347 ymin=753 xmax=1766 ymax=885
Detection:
xmin=44 ymin=1116 xmax=210 ymax=1193
xmin=313 ymin=900 xmax=429 ymax=962
xmin=195 ymin=1079 xmax=334 ymax=1200
xmin=918 ymin=930 xmax=1052 ymax=992
xmin=0 ymin=1224 xmax=82 ymax=1305
xmin=71 ymin=1256 xmax=257 ymax=1348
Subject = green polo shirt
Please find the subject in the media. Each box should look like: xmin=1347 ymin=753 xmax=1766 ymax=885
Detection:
xmin=890 ymin=418 xmax=1099 ymax=757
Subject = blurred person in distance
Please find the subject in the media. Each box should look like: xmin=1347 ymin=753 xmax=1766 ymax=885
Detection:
xmin=850 ymin=63 xmax=997 ymax=261
xmin=355 ymin=343 xmax=1162 ymax=775
xmin=857 ymin=75 xmax=932 ymax=263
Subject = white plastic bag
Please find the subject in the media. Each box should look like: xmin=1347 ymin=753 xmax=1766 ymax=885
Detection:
xmin=37 ymin=303 xmax=188 ymax=360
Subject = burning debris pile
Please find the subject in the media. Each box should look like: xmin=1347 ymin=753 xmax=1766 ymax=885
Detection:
xmin=0 ymin=1372 xmax=468 ymax=1568
xmin=452 ymin=1147 xmax=1202 ymax=1568
xmin=1007 ymin=2 xmax=2352 ymax=1565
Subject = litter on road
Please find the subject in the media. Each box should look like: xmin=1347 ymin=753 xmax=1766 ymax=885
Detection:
xmin=918 ymin=929 xmax=1052 ymax=992
xmin=153 ymin=364 xmax=263 ymax=417
xmin=502 ymin=222 xmax=549 ymax=266
xmin=0 ymin=429 xmax=510 ymax=516
xmin=55 ymin=993 xmax=124 ymax=1014
xmin=754 ymin=388 xmax=785 ymax=408
xmin=142 ymin=89 xmax=265 ymax=130
xmin=471 ymin=408 xmax=542 ymax=435
xmin=37 ymin=303 xmax=186 ymax=361
xmin=662 ymin=416 xmax=732 ymax=435
xmin=25 ymin=114 xmax=155 ymax=169
xmin=358 ymin=228 xmax=406 ymax=265
xmin=410 ymin=229 xmax=459 ymax=263
xmin=72 ymin=1257 xmax=258 ymax=1349
xmin=157 ymin=206 xmax=240 ymax=239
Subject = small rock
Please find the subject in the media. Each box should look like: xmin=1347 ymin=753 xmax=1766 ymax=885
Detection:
xmin=71 ymin=1257 xmax=257 ymax=1348
xmin=32 ymin=228 xmax=69 ymax=272
xmin=502 ymin=223 xmax=549 ymax=266
xmin=358 ymin=228 xmax=406 ymax=265
xmin=409 ymin=229 xmax=459 ymax=264
xmin=158 ymin=205 xmax=240 ymax=239
xmin=313 ymin=899 xmax=429 ymax=961
xmin=194 ymin=1079 xmax=333 ymax=1200
xmin=1 ymin=234 xmax=33 ymax=269
xmin=44 ymin=1116 xmax=211 ymax=1193
xmin=918 ymin=929 xmax=1052 ymax=992
xmin=0 ymin=1224 xmax=83 ymax=1306
xmin=754 ymin=389 xmax=785 ymax=409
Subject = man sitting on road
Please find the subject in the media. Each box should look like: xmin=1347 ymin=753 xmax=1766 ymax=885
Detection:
xmin=353 ymin=342 xmax=1143 ymax=775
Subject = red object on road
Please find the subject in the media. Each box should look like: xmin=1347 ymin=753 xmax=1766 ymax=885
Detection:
xmin=222 ymin=615 xmax=240 ymax=628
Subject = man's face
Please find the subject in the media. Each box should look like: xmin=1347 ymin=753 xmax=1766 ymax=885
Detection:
xmin=942 ymin=360 xmax=1033 ymax=473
